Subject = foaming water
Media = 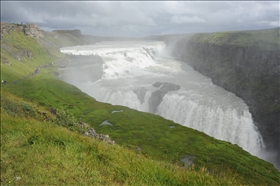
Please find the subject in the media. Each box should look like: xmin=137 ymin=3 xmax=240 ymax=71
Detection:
xmin=60 ymin=40 xmax=267 ymax=160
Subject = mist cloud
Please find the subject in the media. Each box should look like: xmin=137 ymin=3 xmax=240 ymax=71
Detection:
xmin=1 ymin=1 xmax=279 ymax=37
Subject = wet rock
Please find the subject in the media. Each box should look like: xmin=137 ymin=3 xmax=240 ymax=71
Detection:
xmin=133 ymin=87 xmax=148 ymax=104
xmin=153 ymin=82 xmax=163 ymax=87
xmin=149 ymin=90 xmax=165 ymax=113
xmin=149 ymin=82 xmax=180 ymax=113
xmin=160 ymin=82 xmax=180 ymax=92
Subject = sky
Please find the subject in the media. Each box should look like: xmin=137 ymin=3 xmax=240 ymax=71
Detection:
xmin=1 ymin=1 xmax=279 ymax=37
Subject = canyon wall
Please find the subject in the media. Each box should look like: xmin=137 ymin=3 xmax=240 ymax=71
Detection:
xmin=169 ymin=28 xmax=280 ymax=167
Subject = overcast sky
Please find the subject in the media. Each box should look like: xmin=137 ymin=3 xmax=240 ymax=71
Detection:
xmin=1 ymin=1 xmax=279 ymax=37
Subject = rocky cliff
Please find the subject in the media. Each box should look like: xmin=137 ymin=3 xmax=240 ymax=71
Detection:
xmin=169 ymin=28 xmax=280 ymax=168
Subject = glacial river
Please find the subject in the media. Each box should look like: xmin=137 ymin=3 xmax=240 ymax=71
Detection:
xmin=60 ymin=40 xmax=266 ymax=160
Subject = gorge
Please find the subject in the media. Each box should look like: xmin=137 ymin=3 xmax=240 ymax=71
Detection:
xmin=166 ymin=29 xmax=280 ymax=169
xmin=2 ymin=23 xmax=280 ymax=184
xmin=59 ymin=38 xmax=277 ymax=168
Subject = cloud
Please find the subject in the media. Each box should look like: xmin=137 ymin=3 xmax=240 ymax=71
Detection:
xmin=171 ymin=15 xmax=206 ymax=24
xmin=1 ymin=1 xmax=279 ymax=37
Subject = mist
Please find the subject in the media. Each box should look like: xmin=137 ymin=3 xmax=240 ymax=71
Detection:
xmin=55 ymin=39 xmax=280 ymax=169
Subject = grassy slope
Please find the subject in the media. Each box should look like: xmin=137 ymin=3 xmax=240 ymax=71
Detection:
xmin=189 ymin=28 xmax=279 ymax=50
xmin=1 ymin=27 xmax=280 ymax=185
xmin=1 ymin=91 xmax=242 ymax=185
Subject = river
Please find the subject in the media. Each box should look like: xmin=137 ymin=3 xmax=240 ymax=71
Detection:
xmin=60 ymin=40 xmax=266 ymax=161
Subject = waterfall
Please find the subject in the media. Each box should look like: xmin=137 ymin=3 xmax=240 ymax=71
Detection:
xmin=60 ymin=40 xmax=266 ymax=159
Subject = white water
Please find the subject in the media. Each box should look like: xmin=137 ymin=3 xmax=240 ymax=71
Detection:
xmin=60 ymin=41 xmax=266 ymax=159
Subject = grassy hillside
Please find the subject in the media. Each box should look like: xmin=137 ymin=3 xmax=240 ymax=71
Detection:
xmin=190 ymin=28 xmax=279 ymax=50
xmin=1 ymin=91 xmax=243 ymax=185
xmin=1 ymin=24 xmax=280 ymax=185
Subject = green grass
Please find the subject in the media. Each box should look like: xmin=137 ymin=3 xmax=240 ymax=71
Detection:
xmin=191 ymin=28 xmax=279 ymax=50
xmin=1 ymin=93 xmax=243 ymax=186
xmin=1 ymin=24 xmax=280 ymax=185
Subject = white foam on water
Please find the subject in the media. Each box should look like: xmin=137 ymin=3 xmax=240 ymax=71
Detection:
xmin=60 ymin=40 xmax=267 ymax=161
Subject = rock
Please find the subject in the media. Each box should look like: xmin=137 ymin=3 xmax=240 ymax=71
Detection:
xmin=153 ymin=82 xmax=163 ymax=87
xmin=149 ymin=90 xmax=165 ymax=113
xmin=78 ymin=121 xmax=90 ymax=129
xmin=2 ymin=59 xmax=11 ymax=66
xmin=133 ymin=87 xmax=148 ymax=104
xmin=88 ymin=128 xmax=97 ymax=136
xmin=48 ymin=108 xmax=57 ymax=115
xmin=85 ymin=127 xmax=115 ymax=145
xmin=149 ymin=82 xmax=180 ymax=113
xmin=160 ymin=82 xmax=180 ymax=92
xmin=171 ymin=30 xmax=280 ymax=168
xmin=1 ymin=23 xmax=24 ymax=36
xmin=181 ymin=155 xmax=196 ymax=166
xmin=23 ymin=23 xmax=44 ymax=38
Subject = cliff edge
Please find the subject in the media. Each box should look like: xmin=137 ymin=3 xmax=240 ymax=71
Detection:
xmin=170 ymin=28 xmax=280 ymax=169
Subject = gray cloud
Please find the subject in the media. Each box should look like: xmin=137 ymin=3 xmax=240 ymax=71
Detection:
xmin=1 ymin=1 xmax=279 ymax=37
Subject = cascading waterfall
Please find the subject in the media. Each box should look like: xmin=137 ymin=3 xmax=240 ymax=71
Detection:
xmin=60 ymin=40 xmax=266 ymax=160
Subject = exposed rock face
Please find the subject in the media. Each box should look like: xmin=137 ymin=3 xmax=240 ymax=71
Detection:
xmin=133 ymin=82 xmax=181 ymax=113
xmin=149 ymin=90 xmax=165 ymax=113
xmin=1 ymin=23 xmax=24 ymax=38
xmin=170 ymin=30 xmax=280 ymax=168
xmin=148 ymin=82 xmax=180 ymax=113
xmin=85 ymin=128 xmax=115 ymax=144
xmin=154 ymin=82 xmax=180 ymax=93
xmin=13 ymin=49 xmax=32 ymax=61
xmin=133 ymin=87 xmax=148 ymax=104
xmin=23 ymin=23 xmax=44 ymax=38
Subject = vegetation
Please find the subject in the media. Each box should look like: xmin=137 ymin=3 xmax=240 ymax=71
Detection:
xmin=1 ymin=92 xmax=243 ymax=185
xmin=190 ymin=27 xmax=279 ymax=50
xmin=1 ymin=24 xmax=280 ymax=185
